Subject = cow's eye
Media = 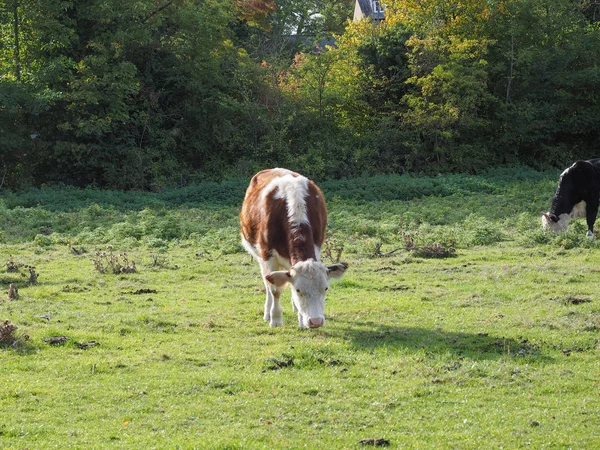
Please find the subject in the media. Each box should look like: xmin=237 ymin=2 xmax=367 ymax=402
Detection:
xmin=325 ymin=287 xmax=329 ymax=291
xmin=296 ymin=289 xmax=302 ymax=294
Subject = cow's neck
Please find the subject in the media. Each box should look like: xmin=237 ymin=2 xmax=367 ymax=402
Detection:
xmin=288 ymin=223 xmax=317 ymax=265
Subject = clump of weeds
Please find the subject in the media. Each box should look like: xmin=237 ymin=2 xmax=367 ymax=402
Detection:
xmin=5 ymin=256 xmax=22 ymax=273
xmin=92 ymin=246 xmax=136 ymax=274
xmin=26 ymin=265 xmax=38 ymax=285
xmin=323 ymin=235 xmax=345 ymax=263
xmin=0 ymin=320 xmax=29 ymax=348
xmin=389 ymin=232 xmax=456 ymax=258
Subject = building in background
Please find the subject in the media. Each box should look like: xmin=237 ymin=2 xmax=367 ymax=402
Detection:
xmin=353 ymin=0 xmax=386 ymax=22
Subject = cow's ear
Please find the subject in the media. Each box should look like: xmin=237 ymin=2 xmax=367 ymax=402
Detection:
xmin=265 ymin=271 xmax=292 ymax=287
xmin=327 ymin=263 xmax=348 ymax=280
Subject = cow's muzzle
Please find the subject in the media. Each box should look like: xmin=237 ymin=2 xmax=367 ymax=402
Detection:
xmin=308 ymin=317 xmax=324 ymax=329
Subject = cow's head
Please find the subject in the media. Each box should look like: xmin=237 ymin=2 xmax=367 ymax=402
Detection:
xmin=541 ymin=211 xmax=571 ymax=233
xmin=265 ymin=260 xmax=348 ymax=329
xmin=542 ymin=201 xmax=587 ymax=234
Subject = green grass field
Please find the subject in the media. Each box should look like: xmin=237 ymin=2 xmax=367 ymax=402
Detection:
xmin=1 ymin=167 xmax=599 ymax=449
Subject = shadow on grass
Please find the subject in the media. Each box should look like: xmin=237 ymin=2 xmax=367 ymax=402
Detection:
xmin=0 ymin=275 xmax=25 ymax=286
xmin=333 ymin=320 xmax=551 ymax=362
xmin=0 ymin=275 xmax=66 ymax=289
xmin=0 ymin=343 xmax=40 ymax=356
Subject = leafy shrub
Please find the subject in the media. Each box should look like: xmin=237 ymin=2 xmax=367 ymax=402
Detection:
xmin=33 ymin=234 xmax=52 ymax=247
xmin=196 ymin=227 xmax=241 ymax=255
xmin=0 ymin=168 xmax=567 ymax=254
xmin=460 ymin=215 xmax=504 ymax=246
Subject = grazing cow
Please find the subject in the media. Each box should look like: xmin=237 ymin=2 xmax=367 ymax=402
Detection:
xmin=240 ymin=168 xmax=348 ymax=328
xmin=542 ymin=159 xmax=600 ymax=236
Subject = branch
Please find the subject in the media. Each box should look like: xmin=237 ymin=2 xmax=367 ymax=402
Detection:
xmin=0 ymin=169 xmax=7 ymax=191
xmin=374 ymin=243 xmax=402 ymax=257
xmin=140 ymin=1 xmax=174 ymax=24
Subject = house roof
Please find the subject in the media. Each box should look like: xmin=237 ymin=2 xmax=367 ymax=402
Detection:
xmin=356 ymin=0 xmax=373 ymax=15
xmin=354 ymin=0 xmax=385 ymax=21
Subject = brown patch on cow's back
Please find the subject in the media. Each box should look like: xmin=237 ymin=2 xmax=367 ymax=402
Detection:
xmin=264 ymin=191 xmax=291 ymax=261
xmin=306 ymin=180 xmax=327 ymax=247
xmin=240 ymin=169 xmax=298 ymax=244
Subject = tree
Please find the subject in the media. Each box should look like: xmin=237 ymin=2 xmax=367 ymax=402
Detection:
xmin=401 ymin=36 xmax=496 ymax=172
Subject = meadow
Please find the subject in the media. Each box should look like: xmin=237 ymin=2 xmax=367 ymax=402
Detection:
xmin=0 ymin=167 xmax=599 ymax=449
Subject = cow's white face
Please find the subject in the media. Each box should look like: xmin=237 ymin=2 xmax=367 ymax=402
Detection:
xmin=542 ymin=212 xmax=571 ymax=233
xmin=266 ymin=260 xmax=347 ymax=329
xmin=290 ymin=260 xmax=329 ymax=328
xmin=542 ymin=200 xmax=587 ymax=233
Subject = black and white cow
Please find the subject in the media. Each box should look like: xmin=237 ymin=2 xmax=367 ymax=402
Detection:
xmin=542 ymin=159 xmax=600 ymax=237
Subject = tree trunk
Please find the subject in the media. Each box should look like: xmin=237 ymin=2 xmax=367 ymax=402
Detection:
xmin=13 ymin=0 xmax=21 ymax=81
xmin=296 ymin=14 xmax=305 ymax=36
xmin=505 ymin=34 xmax=514 ymax=104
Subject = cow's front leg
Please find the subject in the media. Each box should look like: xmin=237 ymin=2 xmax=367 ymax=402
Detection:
xmin=270 ymin=286 xmax=284 ymax=327
xmin=292 ymin=300 xmax=306 ymax=328
xmin=262 ymin=259 xmax=286 ymax=327
xmin=264 ymin=290 xmax=273 ymax=322
xmin=586 ymin=199 xmax=599 ymax=238
xmin=260 ymin=263 xmax=273 ymax=321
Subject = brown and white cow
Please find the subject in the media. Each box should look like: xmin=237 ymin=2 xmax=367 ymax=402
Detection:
xmin=240 ymin=168 xmax=348 ymax=329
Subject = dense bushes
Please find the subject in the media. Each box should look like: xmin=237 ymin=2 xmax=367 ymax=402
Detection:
xmin=1 ymin=0 xmax=599 ymax=189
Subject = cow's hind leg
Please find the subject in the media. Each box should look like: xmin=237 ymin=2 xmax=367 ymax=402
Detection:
xmin=586 ymin=198 xmax=599 ymax=238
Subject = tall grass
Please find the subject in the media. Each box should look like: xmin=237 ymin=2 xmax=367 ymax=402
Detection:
xmin=1 ymin=165 xmax=596 ymax=256
xmin=0 ymin=166 xmax=563 ymax=252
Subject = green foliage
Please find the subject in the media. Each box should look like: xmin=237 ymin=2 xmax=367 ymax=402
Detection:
xmin=477 ymin=0 xmax=600 ymax=167
xmin=2 ymin=0 xmax=600 ymax=185
xmin=0 ymin=166 xmax=572 ymax=264
xmin=402 ymin=36 xmax=497 ymax=172
xmin=461 ymin=215 xmax=504 ymax=246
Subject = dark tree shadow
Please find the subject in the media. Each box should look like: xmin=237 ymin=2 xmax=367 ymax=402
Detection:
xmin=330 ymin=320 xmax=551 ymax=362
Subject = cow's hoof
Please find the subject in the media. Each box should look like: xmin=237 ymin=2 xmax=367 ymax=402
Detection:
xmin=270 ymin=319 xmax=283 ymax=328
xmin=586 ymin=230 xmax=594 ymax=238
xmin=263 ymin=314 xmax=271 ymax=321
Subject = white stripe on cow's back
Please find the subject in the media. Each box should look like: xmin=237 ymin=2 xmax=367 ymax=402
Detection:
xmin=261 ymin=170 xmax=309 ymax=226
